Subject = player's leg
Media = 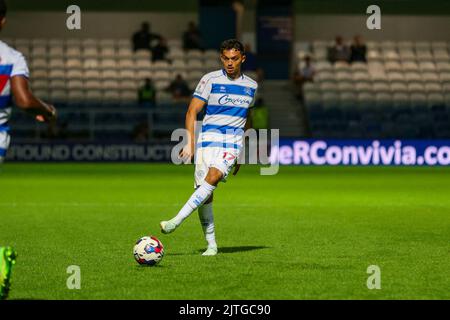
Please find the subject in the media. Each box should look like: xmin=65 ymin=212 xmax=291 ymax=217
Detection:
xmin=198 ymin=193 xmax=218 ymax=256
xmin=0 ymin=247 xmax=17 ymax=300
xmin=160 ymin=167 xmax=223 ymax=234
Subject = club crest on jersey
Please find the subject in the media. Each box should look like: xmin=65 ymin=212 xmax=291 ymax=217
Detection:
xmin=195 ymin=80 xmax=207 ymax=94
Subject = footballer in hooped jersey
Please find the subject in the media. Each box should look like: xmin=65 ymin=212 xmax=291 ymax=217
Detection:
xmin=0 ymin=0 xmax=56 ymax=300
xmin=0 ymin=0 xmax=56 ymax=164
xmin=160 ymin=39 xmax=258 ymax=256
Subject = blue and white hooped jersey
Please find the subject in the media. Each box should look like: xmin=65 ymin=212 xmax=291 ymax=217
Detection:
xmin=193 ymin=69 xmax=258 ymax=151
xmin=0 ymin=40 xmax=30 ymax=131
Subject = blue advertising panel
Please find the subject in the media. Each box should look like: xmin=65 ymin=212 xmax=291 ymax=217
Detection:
xmin=270 ymin=139 xmax=450 ymax=166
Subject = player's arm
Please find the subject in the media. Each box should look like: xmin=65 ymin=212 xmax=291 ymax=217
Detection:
xmin=179 ymin=97 xmax=206 ymax=162
xmin=11 ymin=76 xmax=56 ymax=122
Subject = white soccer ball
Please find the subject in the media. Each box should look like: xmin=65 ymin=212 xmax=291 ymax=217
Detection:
xmin=133 ymin=236 xmax=165 ymax=266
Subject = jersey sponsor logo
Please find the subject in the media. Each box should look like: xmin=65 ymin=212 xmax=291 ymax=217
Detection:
xmin=218 ymin=94 xmax=252 ymax=107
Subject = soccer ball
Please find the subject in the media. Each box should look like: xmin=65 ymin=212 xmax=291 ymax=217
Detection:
xmin=133 ymin=236 xmax=164 ymax=266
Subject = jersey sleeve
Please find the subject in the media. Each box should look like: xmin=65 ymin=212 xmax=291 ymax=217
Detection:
xmin=11 ymin=51 xmax=30 ymax=78
xmin=248 ymin=86 xmax=258 ymax=108
xmin=193 ymin=74 xmax=212 ymax=102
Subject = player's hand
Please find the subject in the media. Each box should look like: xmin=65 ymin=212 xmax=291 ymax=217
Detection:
xmin=178 ymin=145 xmax=194 ymax=163
xmin=232 ymin=164 xmax=241 ymax=176
xmin=36 ymin=105 xmax=57 ymax=123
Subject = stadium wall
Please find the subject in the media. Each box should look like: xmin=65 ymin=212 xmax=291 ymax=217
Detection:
xmin=1 ymin=12 xmax=198 ymax=39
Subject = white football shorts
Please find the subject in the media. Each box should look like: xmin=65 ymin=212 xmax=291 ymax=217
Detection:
xmin=0 ymin=131 xmax=10 ymax=163
xmin=194 ymin=147 xmax=239 ymax=188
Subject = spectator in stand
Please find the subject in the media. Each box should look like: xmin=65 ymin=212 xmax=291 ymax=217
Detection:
xmin=132 ymin=22 xmax=161 ymax=52
xmin=182 ymin=21 xmax=203 ymax=50
xmin=327 ymin=36 xmax=351 ymax=63
xmin=242 ymin=43 xmax=257 ymax=72
xmin=152 ymin=37 xmax=169 ymax=62
xmin=138 ymin=78 xmax=157 ymax=107
xmin=166 ymin=74 xmax=191 ymax=101
xmin=293 ymin=55 xmax=316 ymax=101
xmin=350 ymin=35 xmax=367 ymax=63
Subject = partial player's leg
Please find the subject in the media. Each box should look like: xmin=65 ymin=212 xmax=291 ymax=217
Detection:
xmin=160 ymin=167 xmax=223 ymax=234
xmin=0 ymin=247 xmax=17 ymax=300
xmin=198 ymin=194 xmax=218 ymax=256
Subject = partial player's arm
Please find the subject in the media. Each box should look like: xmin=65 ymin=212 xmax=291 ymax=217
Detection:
xmin=11 ymin=76 xmax=56 ymax=122
xmin=179 ymin=97 xmax=206 ymax=162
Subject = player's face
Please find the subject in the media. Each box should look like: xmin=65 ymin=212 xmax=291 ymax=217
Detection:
xmin=220 ymin=49 xmax=246 ymax=78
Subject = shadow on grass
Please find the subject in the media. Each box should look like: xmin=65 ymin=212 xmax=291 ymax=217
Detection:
xmin=199 ymin=245 xmax=270 ymax=254
xmin=164 ymin=246 xmax=270 ymax=256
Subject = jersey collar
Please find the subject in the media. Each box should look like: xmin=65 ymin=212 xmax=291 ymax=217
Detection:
xmin=222 ymin=68 xmax=244 ymax=80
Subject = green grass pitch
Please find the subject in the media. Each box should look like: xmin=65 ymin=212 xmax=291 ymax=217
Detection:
xmin=0 ymin=163 xmax=449 ymax=300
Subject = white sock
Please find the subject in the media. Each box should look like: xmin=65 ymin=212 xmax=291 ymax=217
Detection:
xmin=198 ymin=202 xmax=217 ymax=248
xmin=172 ymin=182 xmax=216 ymax=226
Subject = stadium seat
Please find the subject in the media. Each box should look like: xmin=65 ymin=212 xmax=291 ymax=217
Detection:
xmin=118 ymin=48 xmax=133 ymax=59
xmin=118 ymin=59 xmax=134 ymax=69
xmin=422 ymin=72 xmax=440 ymax=82
xmin=320 ymin=81 xmax=338 ymax=93
xmin=167 ymin=48 xmax=185 ymax=60
xmin=48 ymin=69 xmax=66 ymax=80
xmin=387 ymin=72 xmax=405 ymax=82
xmin=204 ymin=50 xmax=218 ymax=60
xmin=355 ymin=82 xmax=373 ymax=93
xmin=419 ymin=61 xmax=436 ymax=72
xmin=350 ymin=62 xmax=367 ymax=72
xmin=100 ymin=59 xmax=117 ymax=70
xmin=187 ymin=70 xmax=203 ymax=81
xmin=117 ymin=68 xmax=134 ymax=80
xmin=31 ymin=45 xmax=47 ymax=58
xmin=84 ymin=70 xmax=101 ymax=81
xmin=100 ymin=47 xmax=116 ymax=58
xmin=32 ymin=80 xmax=48 ymax=90
xmin=385 ymin=61 xmax=402 ymax=72
xmin=402 ymin=61 xmax=419 ymax=72
xmin=425 ymin=82 xmax=443 ymax=93
xmin=187 ymin=60 xmax=204 ymax=71
xmin=83 ymin=58 xmax=100 ymax=70
xmin=48 ymin=46 xmax=64 ymax=58
xmin=152 ymin=60 xmax=170 ymax=71
xmin=404 ymin=72 xmax=422 ymax=83
xmin=66 ymin=58 xmax=83 ymax=69
xmin=172 ymin=59 xmax=187 ymax=71
xmin=85 ymin=80 xmax=102 ymax=90
xmin=136 ymin=59 xmax=152 ymax=69
xmin=316 ymin=71 xmax=335 ymax=82
xmin=83 ymin=47 xmax=99 ymax=59
xmin=67 ymin=80 xmax=84 ymax=90
xmin=49 ymin=59 xmax=65 ymax=69
xmin=390 ymin=82 xmax=408 ymax=93
xmin=337 ymin=81 xmax=354 ymax=92
xmin=102 ymin=70 xmax=119 ymax=81
xmin=408 ymin=82 xmax=426 ymax=93
xmin=399 ymin=49 xmax=416 ymax=62
xmin=154 ymin=80 xmax=170 ymax=90
xmin=50 ymin=89 xmax=68 ymax=103
xmin=66 ymin=69 xmax=84 ymax=80
xmin=373 ymin=82 xmax=390 ymax=94
xmin=135 ymin=50 xmax=151 ymax=60
xmin=66 ymin=46 xmax=82 ymax=58
xmin=382 ymin=50 xmax=400 ymax=62
xmin=31 ymin=58 xmax=47 ymax=69
xmin=102 ymin=79 xmax=120 ymax=91
xmin=31 ymin=69 xmax=48 ymax=79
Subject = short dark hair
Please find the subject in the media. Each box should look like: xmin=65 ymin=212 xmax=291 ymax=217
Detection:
xmin=220 ymin=39 xmax=245 ymax=55
xmin=0 ymin=0 xmax=7 ymax=17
